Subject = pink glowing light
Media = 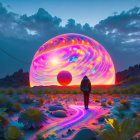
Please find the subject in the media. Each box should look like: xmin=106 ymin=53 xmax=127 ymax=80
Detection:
xmin=32 ymin=105 xmax=110 ymax=139
xmin=30 ymin=33 xmax=115 ymax=87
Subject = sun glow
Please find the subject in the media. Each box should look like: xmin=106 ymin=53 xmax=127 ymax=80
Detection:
xmin=51 ymin=58 xmax=59 ymax=65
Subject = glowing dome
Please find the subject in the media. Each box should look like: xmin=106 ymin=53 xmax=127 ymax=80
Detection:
xmin=30 ymin=33 xmax=115 ymax=87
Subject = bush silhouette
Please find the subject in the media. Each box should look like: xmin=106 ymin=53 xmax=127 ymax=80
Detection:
xmin=100 ymin=117 xmax=140 ymax=140
xmin=18 ymin=108 xmax=47 ymax=129
xmin=5 ymin=126 xmax=23 ymax=140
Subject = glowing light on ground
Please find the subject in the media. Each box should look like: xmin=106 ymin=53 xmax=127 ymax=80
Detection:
xmin=30 ymin=33 xmax=115 ymax=87
xmin=32 ymin=105 xmax=110 ymax=139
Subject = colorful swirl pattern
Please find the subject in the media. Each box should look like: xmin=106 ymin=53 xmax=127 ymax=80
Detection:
xmin=30 ymin=33 xmax=115 ymax=87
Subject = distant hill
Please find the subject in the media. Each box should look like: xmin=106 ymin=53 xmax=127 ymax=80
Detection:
xmin=116 ymin=64 xmax=140 ymax=84
xmin=0 ymin=63 xmax=140 ymax=88
xmin=0 ymin=69 xmax=29 ymax=88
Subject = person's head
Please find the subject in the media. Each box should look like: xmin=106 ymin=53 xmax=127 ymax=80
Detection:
xmin=83 ymin=75 xmax=89 ymax=81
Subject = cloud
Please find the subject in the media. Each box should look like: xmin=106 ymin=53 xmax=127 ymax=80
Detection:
xmin=94 ymin=7 xmax=140 ymax=51
xmin=0 ymin=2 xmax=140 ymax=77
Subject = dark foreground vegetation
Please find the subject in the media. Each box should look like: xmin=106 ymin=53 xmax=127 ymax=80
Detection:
xmin=0 ymin=84 xmax=139 ymax=140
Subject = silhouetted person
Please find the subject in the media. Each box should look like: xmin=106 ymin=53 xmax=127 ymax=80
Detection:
xmin=80 ymin=75 xmax=91 ymax=109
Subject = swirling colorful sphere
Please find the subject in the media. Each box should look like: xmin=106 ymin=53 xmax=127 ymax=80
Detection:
xmin=30 ymin=33 xmax=115 ymax=87
xmin=57 ymin=71 xmax=72 ymax=86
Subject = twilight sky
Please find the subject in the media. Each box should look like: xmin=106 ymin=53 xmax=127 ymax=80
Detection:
xmin=0 ymin=0 xmax=140 ymax=78
xmin=1 ymin=0 xmax=140 ymax=26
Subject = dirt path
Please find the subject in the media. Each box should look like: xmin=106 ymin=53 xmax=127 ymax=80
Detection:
xmin=30 ymin=105 xmax=109 ymax=140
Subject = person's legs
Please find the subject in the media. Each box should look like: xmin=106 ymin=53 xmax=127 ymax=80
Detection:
xmin=84 ymin=93 xmax=87 ymax=109
xmin=84 ymin=93 xmax=88 ymax=109
xmin=86 ymin=93 xmax=89 ymax=109
xmin=84 ymin=92 xmax=90 ymax=109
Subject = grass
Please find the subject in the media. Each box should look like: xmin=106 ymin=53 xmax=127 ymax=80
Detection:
xmin=136 ymin=84 xmax=140 ymax=89
xmin=37 ymin=98 xmax=45 ymax=104
xmin=7 ymin=88 xmax=14 ymax=96
xmin=99 ymin=117 xmax=140 ymax=140
xmin=1 ymin=83 xmax=139 ymax=96
xmin=23 ymin=87 xmax=32 ymax=95
xmin=101 ymin=102 xmax=107 ymax=107
xmin=131 ymin=112 xmax=139 ymax=118
xmin=107 ymin=100 xmax=113 ymax=105
xmin=112 ymin=87 xmax=120 ymax=94
xmin=94 ymin=99 xmax=100 ymax=102
xmin=16 ymin=88 xmax=24 ymax=95
xmin=46 ymin=99 xmax=51 ymax=103
xmin=36 ymin=134 xmax=45 ymax=140
xmin=0 ymin=108 xmax=9 ymax=127
xmin=14 ymin=103 xmax=22 ymax=112
xmin=0 ymin=89 xmax=7 ymax=94
xmin=118 ymin=111 xmax=125 ymax=118
xmin=120 ymin=100 xmax=130 ymax=109
xmin=73 ymin=96 xmax=77 ymax=101
xmin=117 ymin=106 xmax=125 ymax=112
xmin=128 ymin=86 xmax=136 ymax=93
xmin=18 ymin=108 xmax=47 ymax=129
xmin=6 ymin=126 xmax=23 ymax=140
xmin=0 ymin=85 xmax=139 ymax=139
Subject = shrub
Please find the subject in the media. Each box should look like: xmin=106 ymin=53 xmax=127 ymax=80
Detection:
xmin=36 ymin=134 xmax=45 ymax=140
xmin=7 ymin=88 xmax=14 ymax=96
xmin=0 ymin=108 xmax=9 ymax=127
xmin=37 ymin=89 xmax=44 ymax=95
xmin=23 ymin=97 xmax=33 ymax=104
xmin=107 ymin=100 xmax=113 ymax=105
xmin=128 ymin=86 xmax=136 ymax=93
xmin=8 ymin=111 xmax=14 ymax=116
xmin=23 ymin=87 xmax=32 ymax=95
xmin=94 ymin=99 xmax=100 ymax=102
xmin=120 ymin=100 xmax=130 ymax=109
xmin=45 ymin=88 xmax=51 ymax=94
xmin=0 ymin=108 xmax=9 ymax=140
xmin=106 ymin=89 xmax=112 ymax=94
xmin=121 ymin=88 xmax=129 ymax=94
xmin=92 ymin=89 xmax=103 ymax=94
xmin=5 ymin=126 xmax=23 ymax=140
xmin=136 ymin=84 xmax=140 ymax=89
xmin=132 ymin=112 xmax=139 ymax=118
xmin=72 ymin=89 xmax=79 ymax=94
xmin=100 ymin=117 xmax=140 ymax=140
xmin=117 ymin=106 xmax=125 ymax=112
xmin=14 ymin=103 xmax=22 ymax=112
xmin=73 ymin=96 xmax=77 ymax=101
xmin=135 ymin=88 xmax=140 ymax=94
xmin=46 ymin=99 xmax=51 ymax=103
xmin=18 ymin=108 xmax=47 ymax=129
xmin=53 ymin=88 xmax=59 ymax=94
xmin=118 ymin=111 xmax=125 ymax=118
xmin=101 ymin=102 xmax=107 ymax=107
xmin=0 ymin=89 xmax=7 ymax=94
xmin=37 ymin=98 xmax=45 ymax=104
xmin=18 ymin=98 xmax=23 ymax=103
xmin=66 ymin=90 xmax=71 ymax=94
xmin=16 ymin=89 xmax=24 ymax=95
xmin=112 ymin=87 xmax=120 ymax=94
xmin=0 ymin=95 xmax=14 ymax=112
xmin=36 ymin=102 xmax=42 ymax=107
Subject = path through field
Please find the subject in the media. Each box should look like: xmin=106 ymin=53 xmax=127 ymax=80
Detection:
xmin=30 ymin=105 xmax=109 ymax=140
